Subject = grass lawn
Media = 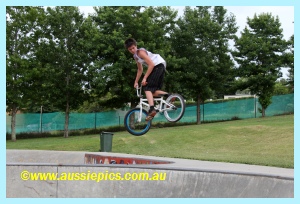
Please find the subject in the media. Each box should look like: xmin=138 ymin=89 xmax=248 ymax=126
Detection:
xmin=6 ymin=114 xmax=294 ymax=168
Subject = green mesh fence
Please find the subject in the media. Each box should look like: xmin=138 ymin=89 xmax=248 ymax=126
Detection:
xmin=6 ymin=94 xmax=294 ymax=134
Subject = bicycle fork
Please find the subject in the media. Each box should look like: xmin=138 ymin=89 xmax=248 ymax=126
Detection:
xmin=138 ymin=105 xmax=143 ymax=122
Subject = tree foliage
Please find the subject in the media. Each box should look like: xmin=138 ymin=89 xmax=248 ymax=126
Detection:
xmin=35 ymin=6 xmax=100 ymax=137
xmin=232 ymin=13 xmax=287 ymax=117
xmin=282 ymin=35 xmax=294 ymax=92
xmin=6 ymin=6 xmax=294 ymax=140
xmin=6 ymin=6 xmax=45 ymax=141
xmin=274 ymin=79 xmax=290 ymax=95
xmin=170 ymin=6 xmax=238 ymax=124
xmin=6 ymin=6 xmax=99 ymax=139
xmin=88 ymin=6 xmax=178 ymax=109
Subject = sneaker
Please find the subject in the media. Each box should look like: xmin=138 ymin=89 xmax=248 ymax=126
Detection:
xmin=145 ymin=109 xmax=157 ymax=121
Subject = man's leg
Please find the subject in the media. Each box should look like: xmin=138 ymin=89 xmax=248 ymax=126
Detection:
xmin=145 ymin=91 xmax=154 ymax=106
xmin=145 ymin=91 xmax=157 ymax=121
xmin=153 ymin=90 xmax=168 ymax=97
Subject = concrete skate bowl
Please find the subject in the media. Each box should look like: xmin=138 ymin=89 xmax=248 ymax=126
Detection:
xmin=6 ymin=150 xmax=294 ymax=198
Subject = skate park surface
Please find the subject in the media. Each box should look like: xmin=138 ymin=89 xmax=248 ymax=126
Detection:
xmin=6 ymin=149 xmax=294 ymax=198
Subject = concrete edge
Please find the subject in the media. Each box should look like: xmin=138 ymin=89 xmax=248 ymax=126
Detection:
xmin=6 ymin=162 xmax=294 ymax=181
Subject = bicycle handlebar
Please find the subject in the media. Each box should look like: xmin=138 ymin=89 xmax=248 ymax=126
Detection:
xmin=136 ymin=86 xmax=143 ymax=98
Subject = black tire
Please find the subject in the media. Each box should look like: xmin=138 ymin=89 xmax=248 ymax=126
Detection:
xmin=124 ymin=108 xmax=152 ymax=136
xmin=164 ymin=93 xmax=186 ymax=122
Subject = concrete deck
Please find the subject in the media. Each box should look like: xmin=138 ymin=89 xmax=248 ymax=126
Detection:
xmin=6 ymin=149 xmax=294 ymax=198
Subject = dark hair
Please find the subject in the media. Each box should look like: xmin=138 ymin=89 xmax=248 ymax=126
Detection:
xmin=124 ymin=38 xmax=137 ymax=49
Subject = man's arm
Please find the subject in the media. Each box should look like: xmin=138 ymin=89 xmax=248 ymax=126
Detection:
xmin=134 ymin=62 xmax=143 ymax=88
xmin=138 ymin=50 xmax=155 ymax=86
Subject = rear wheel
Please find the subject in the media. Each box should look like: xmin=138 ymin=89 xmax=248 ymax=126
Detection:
xmin=164 ymin=93 xmax=185 ymax=122
xmin=124 ymin=108 xmax=152 ymax=136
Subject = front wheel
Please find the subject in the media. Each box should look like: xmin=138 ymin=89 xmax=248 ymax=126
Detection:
xmin=164 ymin=93 xmax=186 ymax=122
xmin=124 ymin=108 xmax=152 ymax=136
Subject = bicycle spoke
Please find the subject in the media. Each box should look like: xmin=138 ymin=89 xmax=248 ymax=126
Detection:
xmin=124 ymin=108 xmax=151 ymax=136
xmin=164 ymin=94 xmax=186 ymax=122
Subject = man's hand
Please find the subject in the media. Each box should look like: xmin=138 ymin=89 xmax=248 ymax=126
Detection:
xmin=141 ymin=78 xmax=147 ymax=86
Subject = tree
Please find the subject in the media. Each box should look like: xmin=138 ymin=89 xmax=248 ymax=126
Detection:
xmin=274 ymin=79 xmax=290 ymax=95
xmin=282 ymin=35 xmax=294 ymax=92
xmin=6 ymin=6 xmax=45 ymax=141
xmin=233 ymin=13 xmax=287 ymax=117
xmin=170 ymin=6 xmax=237 ymax=124
xmin=36 ymin=6 xmax=96 ymax=137
xmin=209 ymin=6 xmax=239 ymax=97
xmin=88 ymin=6 xmax=178 ymax=109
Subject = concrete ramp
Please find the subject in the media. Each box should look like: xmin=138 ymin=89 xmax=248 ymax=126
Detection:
xmin=6 ymin=150 xmax=294 ymax=198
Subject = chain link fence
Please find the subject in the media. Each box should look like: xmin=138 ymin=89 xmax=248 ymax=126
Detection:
xmin=6 ymin=94 xmax=294 ymax=134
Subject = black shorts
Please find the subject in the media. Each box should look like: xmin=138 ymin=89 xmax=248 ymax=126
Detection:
xmin=144 ymin=63 xmax=165 ymax=93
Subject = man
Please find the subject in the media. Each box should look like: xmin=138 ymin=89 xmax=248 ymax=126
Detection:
xmin=125 ymin=38 xmax=168 ymax=121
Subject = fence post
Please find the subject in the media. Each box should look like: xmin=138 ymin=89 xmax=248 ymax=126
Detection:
xmin=254 ymin=95 xmax=257 ymax=118
xmin=40 ymin=106 xmax=43 ymax=133
xmin=203 ymin=103 xmax=205 ymax=122
xmin=94 ymin=112 xmax=97 ymax=129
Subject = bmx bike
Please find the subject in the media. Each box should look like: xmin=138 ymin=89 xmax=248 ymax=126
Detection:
xmin=124 ymin=86 xmax=186 ymax=136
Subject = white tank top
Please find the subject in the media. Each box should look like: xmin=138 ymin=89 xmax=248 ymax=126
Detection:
xmin=133 ymin=48 xmax=166 ymax=68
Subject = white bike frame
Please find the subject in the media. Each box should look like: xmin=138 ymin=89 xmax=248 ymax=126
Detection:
xmin=135 ymin=87 xmax=175 ymax=122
